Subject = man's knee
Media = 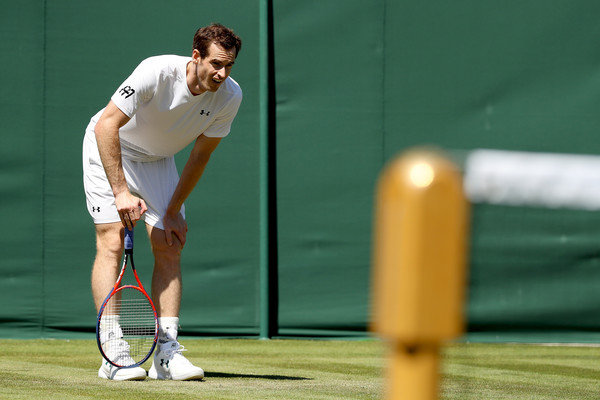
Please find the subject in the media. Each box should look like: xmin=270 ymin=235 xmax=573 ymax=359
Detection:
xmin=148 ymin=226 xmax=182 ymax=261
xmin=95 ymin=222 xmax=124 ymax=256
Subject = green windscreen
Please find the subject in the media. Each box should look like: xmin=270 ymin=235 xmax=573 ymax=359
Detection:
xmin=2 ymin=1 xmax=600 ymax=342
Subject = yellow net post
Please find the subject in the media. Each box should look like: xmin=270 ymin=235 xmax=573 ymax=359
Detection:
xmin=371 ymin=148 xmax=469 ymax=400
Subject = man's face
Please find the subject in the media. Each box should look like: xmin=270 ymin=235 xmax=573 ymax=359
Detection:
xmin=191 ymin=43 xmax=236 ymax=95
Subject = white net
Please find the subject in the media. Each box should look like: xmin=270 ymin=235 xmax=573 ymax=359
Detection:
xmin=464 ymin=149 xmax=600 ymax=210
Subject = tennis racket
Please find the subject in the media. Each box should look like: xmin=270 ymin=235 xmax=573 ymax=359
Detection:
xmin=96 ymin=226 xmax=158 ymax=368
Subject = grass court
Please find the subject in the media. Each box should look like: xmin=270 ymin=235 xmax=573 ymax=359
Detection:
xmin=2 ymin=338 xmax=600 ymax=399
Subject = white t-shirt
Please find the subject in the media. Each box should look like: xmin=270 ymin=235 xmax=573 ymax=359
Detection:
xmin=90 ymin=55 xmax=242 ymax=161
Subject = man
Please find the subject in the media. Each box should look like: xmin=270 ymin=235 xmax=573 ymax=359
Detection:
xmin=82 ymin=24 xmax=242 ymax=381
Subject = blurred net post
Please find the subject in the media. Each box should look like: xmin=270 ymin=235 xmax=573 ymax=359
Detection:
xmin=371 ymin=148 xmax=470 ymax=400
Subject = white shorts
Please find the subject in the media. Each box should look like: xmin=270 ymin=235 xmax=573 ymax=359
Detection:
xmin=82 ymin=128 xmax=184 ymax=230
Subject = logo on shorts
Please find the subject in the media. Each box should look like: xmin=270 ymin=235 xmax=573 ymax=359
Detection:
xmin=92 ymin=207 xmax=101 ymax=213
xmin=199 ymin=109 xmax=211 ymax=116
xmin=118 ymin=85 xmax=135 ymax=99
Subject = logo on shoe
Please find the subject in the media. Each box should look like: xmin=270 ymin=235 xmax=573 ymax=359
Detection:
xmin=160 ymin=359 xmax=169 ymax=368
xmin=105 ymin=361 xmax=117 ymax=377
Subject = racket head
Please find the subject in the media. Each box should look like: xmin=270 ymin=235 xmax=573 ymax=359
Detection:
xmin=96 ymin=285 xmax=158 ymax=368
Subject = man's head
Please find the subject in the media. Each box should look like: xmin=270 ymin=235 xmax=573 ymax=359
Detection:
xmin=188 ymin=24 xmax=242 ymax=95
xmin=193 ymin=23 xmax=242 ymax=60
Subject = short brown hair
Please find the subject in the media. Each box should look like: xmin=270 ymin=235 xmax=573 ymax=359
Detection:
xmin=193 ymin=23 xmax=242 ymax=59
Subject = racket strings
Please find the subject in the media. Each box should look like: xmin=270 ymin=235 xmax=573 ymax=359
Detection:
xmin=100 ymin=287 xmax=157 ymax=367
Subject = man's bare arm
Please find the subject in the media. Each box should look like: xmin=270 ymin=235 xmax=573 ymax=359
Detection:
xmin=163 ymin=134 xmax=222 ymax=246
xmin=94 ymin=100 xmax=147 ymax=228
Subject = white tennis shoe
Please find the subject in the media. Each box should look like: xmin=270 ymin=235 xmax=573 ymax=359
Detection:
xmin=98 ymin=338 xmax=147 ymax=381
xmin=148 ymin=341 xmax=204 ymax=380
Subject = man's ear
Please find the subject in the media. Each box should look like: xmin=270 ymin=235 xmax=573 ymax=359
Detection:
xmin=192 ymin=48 xmax=201 ymax=62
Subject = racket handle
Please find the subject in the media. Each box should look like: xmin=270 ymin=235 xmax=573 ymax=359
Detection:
xmin=124 ymin=226 xmax=134 ymax=250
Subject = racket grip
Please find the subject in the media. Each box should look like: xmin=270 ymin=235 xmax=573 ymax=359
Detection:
xmin=124 ymin=227 xmax=134 ymax=250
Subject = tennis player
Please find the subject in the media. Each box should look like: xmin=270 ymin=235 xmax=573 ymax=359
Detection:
xmin=82 ymin=23 xmax=242 ymax=381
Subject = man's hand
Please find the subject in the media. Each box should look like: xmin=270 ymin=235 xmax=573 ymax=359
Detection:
xmin=163 ymin=212 xmax=188 ymax=247
xmin=115 ymin=191 xmax=148 ymax=229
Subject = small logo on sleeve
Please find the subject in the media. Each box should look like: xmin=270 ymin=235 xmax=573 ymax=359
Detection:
xmin=118 ymin=86 xmax=136 ymax=99
xmin=199 ymin=110 xmax=211 ymax=116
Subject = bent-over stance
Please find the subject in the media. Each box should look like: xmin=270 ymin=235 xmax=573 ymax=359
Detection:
xmin=82 ymin=24 xmax=242 ymax=381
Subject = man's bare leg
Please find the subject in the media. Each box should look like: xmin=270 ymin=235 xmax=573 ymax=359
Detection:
xmin=92 ymin=222 xmax=147 ymax=380
xmin=91 ymin=222 xmax=124 ymax=312
xmin=145 ymin=223 xmax=203 ymax=380
xmin=146 ymin=223 xmax=182 ymax=318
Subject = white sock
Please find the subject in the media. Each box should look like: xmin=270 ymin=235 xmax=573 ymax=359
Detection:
xmin=99 ymin=315 xmax=123 ymax=344
xmin=158 ymin=317 xmax=179 ymax=343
